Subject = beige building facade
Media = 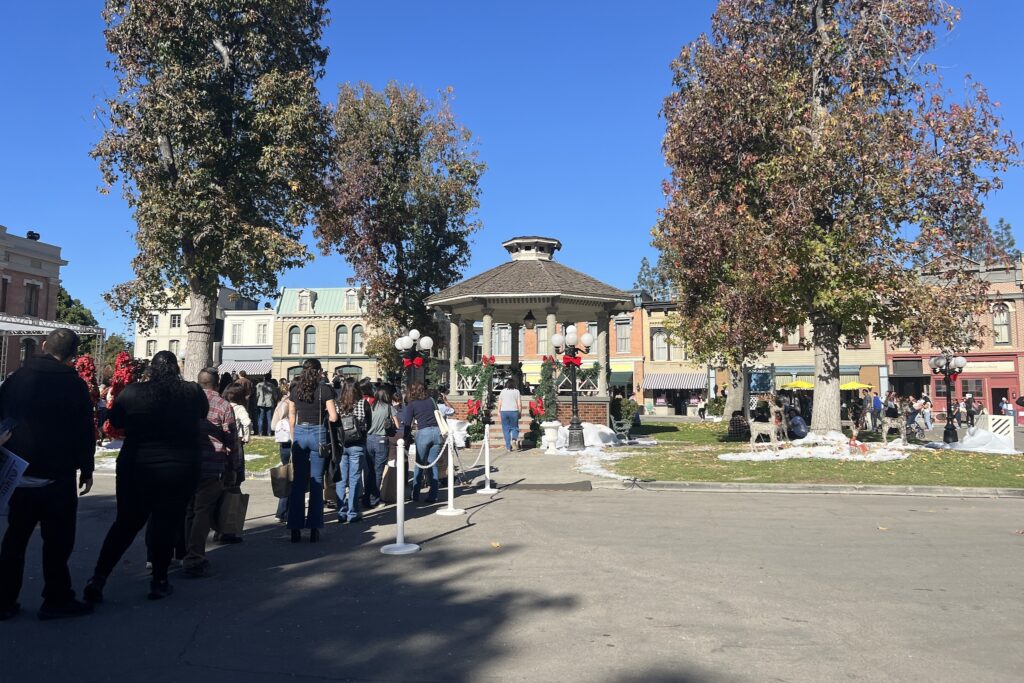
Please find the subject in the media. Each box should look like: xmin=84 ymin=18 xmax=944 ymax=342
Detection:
xmin=272 ymin=287 xmax=378 ymax=381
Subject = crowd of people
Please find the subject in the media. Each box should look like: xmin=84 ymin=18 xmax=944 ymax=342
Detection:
xmin=0 ymin=331 xmax=462 ymax=620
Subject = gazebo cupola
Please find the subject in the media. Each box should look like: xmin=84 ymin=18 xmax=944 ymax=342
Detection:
xmin=502 ymin=236 xmax=561 ymax=261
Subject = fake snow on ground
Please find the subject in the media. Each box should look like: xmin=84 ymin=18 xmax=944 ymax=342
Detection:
xmin=535 ymin=422 xmax=659 ymax=480
xmin=719 ymin=430 xmax=911 ymax=462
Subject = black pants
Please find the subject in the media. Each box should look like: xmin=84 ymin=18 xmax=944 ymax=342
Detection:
xmin=0 ymin=478 xmax=78 ymax=608
xmin=94 ymin=465 xmax=196 ymax=583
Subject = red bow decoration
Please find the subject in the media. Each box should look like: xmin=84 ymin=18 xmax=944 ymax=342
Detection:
xmin=403 ymin=356 xmax=424 ymax=368
xmin=949 ymin=372 xmax=959 ymax=383
xmin=562 ymin=355 xmax=582 ymax=367
xmin=467 ymin=399 xmax=481 ymax=417
xmin=529 ymin=397 xmax=545 ymax=417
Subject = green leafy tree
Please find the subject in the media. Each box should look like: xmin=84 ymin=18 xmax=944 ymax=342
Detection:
xmin=56 ymin=287 xmax=99 ymax=327
xmin=100 ymin=333 xmax=133 ymax=380
xmin=967 ymin=217 xmax=1018 ymax=262
xmin=317 ymin=82 xmax=485 ymax=339
xmin=633 ymin=256 xmax=672 ymax=300
xmin=656 ymin=0 xmax=1018 ymax=432
xmin=93 ymin=0 xmax=332 ymax=379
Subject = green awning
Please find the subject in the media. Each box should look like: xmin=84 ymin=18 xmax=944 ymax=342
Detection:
xmin=609 ymin=371 xmax=633 ymax=386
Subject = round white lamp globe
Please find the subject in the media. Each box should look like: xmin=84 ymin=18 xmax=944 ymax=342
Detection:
xmin=401 ymin=336 xmax=414 ymax=350
xmin=419 ymin=336 xmax=434 ymax=350
xmin=551 ymin=333 xmax=565 ymax=349
xmin=394 ymin=339 xmax=405 ymax=351
xmin=408 ymin=329 xmax=421 ymax=341
xmin=565 ymin=332 xmax=579 ymax=346
xmin=565 ymin=325 xmax=577 ymax=335
xmin=580 ymin=332 xmax=595 ymax=348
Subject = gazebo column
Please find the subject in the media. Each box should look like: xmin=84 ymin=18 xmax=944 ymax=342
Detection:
xmin=597 ymin=312 xmax=610 ymax=397
xmin=545 ymin=307 xmax=558 ymax=355
xmin=482 ymin=308 xmax=494 ymax=357
xmin=460 ymin=319 xmax=473 ymax=362
xmin=449 ymin=315 xmax=461 ymax=394
xmin=510 ymin=322 xmax=521 ymax=389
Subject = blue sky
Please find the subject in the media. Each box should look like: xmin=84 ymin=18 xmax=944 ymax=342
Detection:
xmin=0 ymin=1 xmax=1021 ymax=336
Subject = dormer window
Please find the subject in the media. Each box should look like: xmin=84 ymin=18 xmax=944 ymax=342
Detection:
xmin=297 ymin=289 xmax=316 ymax=313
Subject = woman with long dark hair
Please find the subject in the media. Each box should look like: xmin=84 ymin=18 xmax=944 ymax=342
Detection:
xmin=84 ymin=351 xmax=208 ymax=603
xmin=287 ymin=359 xmax=337 ymax=542
xmin=401 ymin=382 xmax=441 ymax=503
xmin=335 ymin=382 xmax=369 ymax=523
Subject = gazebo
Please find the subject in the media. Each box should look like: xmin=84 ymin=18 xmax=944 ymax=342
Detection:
xmin=426 ymin=236 xmax=632 ymax=424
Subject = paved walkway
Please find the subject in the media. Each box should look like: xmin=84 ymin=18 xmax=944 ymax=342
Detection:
xmin=4 ymin=473 xmax=1023 ymax=682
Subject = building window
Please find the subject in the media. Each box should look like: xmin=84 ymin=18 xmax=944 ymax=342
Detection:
xmin=993 ymin=304 xmax=1011 ymax=345
xmin=615 ymin=320 xmax=631 ymax=353
xmin=536 ymin=325 xmax=548 ymax=354
xmin=335 ymin=325 xmax=349 ymax=354
xmin=0 ymin=279 xmax=7 ymax=313
xmin=19 ymin=338 xmax=36 ymax=362
xmin=304 ymin=326 xmax=316 ymax=354
xmin=493 ymin=324 xmax=511 ymax=355
xmin=587 ymin=323 xmax=598 ymax=343
xmin=287 ymin=365 xmax=303 ymax=379
xmin=297 ymin=293 xmax=310 ymax=312
xmin=352 ymin=325 xmax=364 ymax=354
xmin=170 ymin=314 xmax=182 ymax=328
xmin=335 ymin=364 xmax=362 ymax=381
xmin=670 ymin=337 xmax=686 ymax=361
xmin=168 ymin=339 xmax=180 ymax=356
xmin=150 ymin=313 xmax=159 ymax=329
xmin=472 ymin=331 xmax=482 ymax=362
xmin=146 ymin=339 xmax=157 ymax=356
xmin=519 ymin=325 xmax=525 ymax=353
xmin=231 ymin=322 xmax=242 ymax=345
xmin=653 ymin=332 xmax=669 ymax=361
xmin=256 ymin=323 xmax=268 ymax=345
xmin=783 ymin=326 xmax=803 ymax=351
xmin=23 ymin=283 xmax=40 ymax=317
xmin=346 ymin=291 xmax=357 ymax=311
xmin=962 ymin=378 xmax=983 ymax=397
xmin=288 ymin=326 xmax=300 ymax=355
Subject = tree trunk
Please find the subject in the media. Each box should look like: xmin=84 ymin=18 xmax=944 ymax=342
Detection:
xmin=183 ymin=281 xmax=216 ymax=382
xmin=724 ymin=365 xmax=743 ymax=417
xmin=810 ymin=314 xmax=841 ymax=434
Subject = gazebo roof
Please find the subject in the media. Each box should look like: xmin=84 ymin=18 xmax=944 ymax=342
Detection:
xmin=426 ymin=236 xmax=631 ymax=309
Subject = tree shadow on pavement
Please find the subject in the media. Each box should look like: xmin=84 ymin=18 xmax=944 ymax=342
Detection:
xmin=4 ymin=487 xmax=578 ymax=683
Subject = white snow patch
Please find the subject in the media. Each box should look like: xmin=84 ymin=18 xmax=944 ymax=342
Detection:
xmin=719 ymin=444 xmax=909 ymax=462
xmin=94 ymin=456 xmax=118 ymax=471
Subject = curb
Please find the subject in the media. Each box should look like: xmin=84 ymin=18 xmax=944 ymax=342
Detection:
xmin=591 ymin=479 xmax=1024 ymax=499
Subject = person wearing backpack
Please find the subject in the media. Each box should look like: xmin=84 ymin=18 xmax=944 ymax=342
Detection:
xmin=335 ymin=383 xmax=369 ymax=523
xmin=365 ymin=385 xmax=398 ymax=508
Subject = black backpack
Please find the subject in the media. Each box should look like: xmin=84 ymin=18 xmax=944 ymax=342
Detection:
xmin=338 ymin=400 xmax=369 ymax=446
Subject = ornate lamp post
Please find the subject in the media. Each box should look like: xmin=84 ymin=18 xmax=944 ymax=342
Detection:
xmin=551 ymin=325 xmax=595 ymax=452
xmin=395 ymin=329 xmax=434 ymax=388
xmin=928 ymin=352 xmax=967 ymax=444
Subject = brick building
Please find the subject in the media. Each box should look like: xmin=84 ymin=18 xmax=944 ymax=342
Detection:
xmin=886 ymin=257 xmax=1024 ymax=421
xmin=0 ymin=224 xmax=74 ymax=375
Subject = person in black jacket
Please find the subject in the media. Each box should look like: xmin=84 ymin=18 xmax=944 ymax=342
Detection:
xmin=83 ymin=351 xmax=208 ymax=603
xmin=0 ymin=328 xmax=96 ymax=621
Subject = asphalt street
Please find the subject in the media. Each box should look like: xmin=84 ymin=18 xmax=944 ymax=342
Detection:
xmin=3 ymin=475 xmax=1023 ymax=682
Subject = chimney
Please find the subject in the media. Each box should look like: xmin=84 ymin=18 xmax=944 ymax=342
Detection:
xmin=26 ymin=231 xmax=40 ymax=241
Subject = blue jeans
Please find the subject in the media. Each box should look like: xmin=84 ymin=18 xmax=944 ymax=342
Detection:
xmin=500 ymin=410 xmax=520 ymax=449
xmin=288 ymin=425 xmax=325 ymax=530
xmin=365 ymin=435 xmax=389 ymax=506
xmin=336 ymin=444 xmax=364 ymax=521
xmin=275 ymin=442 xmax=291 ymax=521
xmin=413 ymin=426 xmax=442 ymax=501
xmin=257 ymin=406 xmax=274 ymax=436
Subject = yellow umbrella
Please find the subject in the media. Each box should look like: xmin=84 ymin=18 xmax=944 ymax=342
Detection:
xmin=839 ymin=381 xmax=873 ymax=390
xmin=781 ymin=380 xmax=814 ymax=390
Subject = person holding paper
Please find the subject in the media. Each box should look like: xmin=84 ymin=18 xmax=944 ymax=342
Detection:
xmin=0 ymin=328 xmax=96 ymax=621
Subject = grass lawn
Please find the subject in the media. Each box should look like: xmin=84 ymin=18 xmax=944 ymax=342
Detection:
xmin=94 ymin=436 xmax=284 ymax=475
xmin=615 ymin=422 xmax=1024 ymax=488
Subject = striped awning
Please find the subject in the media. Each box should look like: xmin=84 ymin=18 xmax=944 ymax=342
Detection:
xmin=641 ymin=372 xmax=707 ymax=391
xmin=218 ymin=360 xmax=273 ymax=375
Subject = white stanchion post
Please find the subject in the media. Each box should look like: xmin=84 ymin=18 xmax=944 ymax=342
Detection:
xmin=476 ymin=422 xmax=497 ymax=494
xmin=435 ymin=432 xmax=466 ymax=516
xmin=382 ymin=439 xmax=420 ymax=555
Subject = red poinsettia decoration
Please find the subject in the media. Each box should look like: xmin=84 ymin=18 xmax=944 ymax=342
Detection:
xmin=103 ymin=351 xmax=140 ymax=440
xmin=466 ymin=398 xmax=481 ymax=417
xmin=529 ymin=397 xmax=544 ymax=418
xmin=75 ymin=355 xmax=100 ymax=440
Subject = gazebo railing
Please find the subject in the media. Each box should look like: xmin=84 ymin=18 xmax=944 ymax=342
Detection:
xmin=456 ymin=373 xmax=479 ymax=393
xmin=556 ymin=374 xmax=598 ymax=396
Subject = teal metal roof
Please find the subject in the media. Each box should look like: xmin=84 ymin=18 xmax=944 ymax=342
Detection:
xmin=277 ymin=288 xmax=355 ymax=315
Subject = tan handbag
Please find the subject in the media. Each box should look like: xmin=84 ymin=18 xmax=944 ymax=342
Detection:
xmin=213 ymin=490 xmax=250 ymax=536
xmin=270 ymin=462 xmax=293 ymax=498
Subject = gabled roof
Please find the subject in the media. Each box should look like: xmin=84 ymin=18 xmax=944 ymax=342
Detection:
xmin=277 ymin=287 xmax=359 ymax=316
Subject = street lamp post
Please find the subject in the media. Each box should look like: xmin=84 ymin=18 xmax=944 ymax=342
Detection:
xmin=551 ymin=325 xmax=595 ymax=452
xmin=928 ymin=352 xmax=967 ymax=444
xmin=394 ymin=329 xmax=434 ymax=388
